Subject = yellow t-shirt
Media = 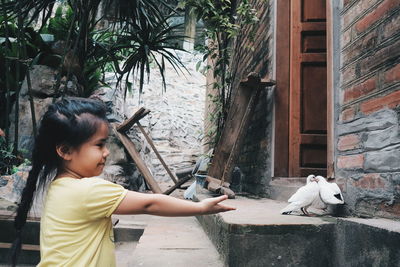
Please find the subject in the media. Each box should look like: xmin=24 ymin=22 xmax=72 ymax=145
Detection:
xmin=38 ymin=177 xmax=128 ymax=267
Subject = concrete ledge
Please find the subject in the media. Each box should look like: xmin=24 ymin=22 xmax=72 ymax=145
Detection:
xmin=269 ymin=177 xmax=307 ymax=201
xmin=333 ymin=218 xmax=400 ymax=267
xmin=196 ymin=193 xmax=336 ymax=267
xmin=195 ymin=191 xmax=400 ymax=267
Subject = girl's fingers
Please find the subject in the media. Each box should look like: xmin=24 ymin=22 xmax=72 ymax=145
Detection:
xmin=218 ymin=204 xmax=236 ymax=211
xmin=211 ymin=195 xmax=228 ymax=204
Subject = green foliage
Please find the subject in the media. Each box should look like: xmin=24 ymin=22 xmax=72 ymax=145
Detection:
xmin=42 ymin=5 xmax=75 ymax=41
xmin=183 ymin=0 xmax=259 ymax=147
xmin=0 ymin=0 xmax=187 ymax=164
xmin=110 ymin=15 xmax=187 ymax=96
xmin=0 ymin=136 xmax=25 ymax=175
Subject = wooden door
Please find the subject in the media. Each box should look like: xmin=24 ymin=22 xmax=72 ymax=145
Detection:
xmin=289 ymin=0 xmax=327 ymax=177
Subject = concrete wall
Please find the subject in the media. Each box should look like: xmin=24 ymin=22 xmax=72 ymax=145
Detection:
xmin=336 ymin=0 xmax=400 ymax=219
xmin=197 ymin=212 xmax=400 ymax=267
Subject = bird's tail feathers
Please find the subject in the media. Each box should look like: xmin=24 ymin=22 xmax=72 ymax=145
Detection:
xmin=280 ymin=202 xmax=301 ymax=214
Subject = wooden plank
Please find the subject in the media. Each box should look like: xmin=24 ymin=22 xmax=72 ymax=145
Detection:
xmin=163 ymin=175 xmax=192 ymax=195
xmin=0 ymin=242 xmax=40 ymax=251
xmin=116 ymin=107 xmax=145 ymax=132
xmin=300 ymin=134 xmax=327 ymax=144
xmin=137 ymin=122 xmax=178 ymax=184
xmin=300 ymin=53 xmax=327 ymax=62
xmin=326 ymin=0 xmax=334 ymax=178
xmin=113 ymin=126 xmax=162 ymax=194
xmin=274 ymin=0 xmax=291 ymax=177
xmin=208 ymin=73 xmax=273 ymax=181
xmin=117 ymin=108 xmax=151 ymax=133
xmin=289 ymin=0 xmax=302 ymax=177
xmin=300 ymin=22 xmax=326 ymax=31
xmin=221 ymin=83 xmax=261 ymax=183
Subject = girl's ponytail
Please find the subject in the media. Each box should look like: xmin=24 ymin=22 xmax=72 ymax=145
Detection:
xmin=10 ymin=159 xmax=42 ymax=266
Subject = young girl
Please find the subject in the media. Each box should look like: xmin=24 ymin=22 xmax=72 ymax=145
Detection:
xmin=11 ymin=97 xmax=235 ymax=267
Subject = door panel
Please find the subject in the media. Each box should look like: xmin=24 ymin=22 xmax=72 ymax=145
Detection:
xmin=302 ymin=0 xmax=326 ymax=22
xmin=301 ymin=64 xmax=327 ymax=133
xmin=289 ymin=0 xmax=327 ymax=177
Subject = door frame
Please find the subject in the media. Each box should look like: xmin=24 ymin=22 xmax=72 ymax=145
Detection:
xmin=274 ymin=0 xmax=334 ymax=178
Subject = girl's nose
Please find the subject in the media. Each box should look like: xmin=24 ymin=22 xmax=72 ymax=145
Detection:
xmin=103 ymin=147 xmax=110 ymax=158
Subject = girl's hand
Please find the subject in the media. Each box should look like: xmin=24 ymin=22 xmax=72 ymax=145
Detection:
xmin=199 ymin=195 xmax=236 ymax=215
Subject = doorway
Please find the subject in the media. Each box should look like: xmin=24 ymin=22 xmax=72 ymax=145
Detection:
xmin=275 ymin=0 xmax=330 ymax=177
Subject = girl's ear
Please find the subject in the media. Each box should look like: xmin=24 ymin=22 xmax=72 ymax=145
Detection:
xmin=56 ymin=144 xmax=73 ymax=160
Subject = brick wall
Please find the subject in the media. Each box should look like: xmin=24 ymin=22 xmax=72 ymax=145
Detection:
xmin=226 ymin=0 xmax=274 ymax=196
xmin=337 ymin=0 xmax=400 ymax=218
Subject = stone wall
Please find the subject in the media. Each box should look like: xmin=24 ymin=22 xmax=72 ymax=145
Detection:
xmin=122 ymin=52 xmax=206 ymax=182
xmin=337 ymin=0 xmax=400 ymax=218
xmin=4 ymin=51 xmax=205 ymax=195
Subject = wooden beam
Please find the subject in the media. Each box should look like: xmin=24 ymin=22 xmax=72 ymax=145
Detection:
xmin=113 ymin=126 xmax=162 ymax=194
xmin=137 ymin=122 xmax=179 ymax=184
xmin=208 ymin=72 xmax=275 ymax=183
xmin=274 ymin=0 xmax=291 ymax=177
xmin=0 ymin=242 xmax=40 ymax=251
xmin=326 ymin=0 xmax=335 ymax=178
xmin=220 ymin=81 xmax=262 ymax=184
xmin=117 ymin=108 xmax=151 ymax=133
xmin=163 ymin=175 xmax=192 ymax=195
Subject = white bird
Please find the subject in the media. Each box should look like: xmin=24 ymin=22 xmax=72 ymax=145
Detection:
xmin=315 ymin=176 xmax=344 ymax=205
xmin=281 ymin=175 xmax=320 ymax=216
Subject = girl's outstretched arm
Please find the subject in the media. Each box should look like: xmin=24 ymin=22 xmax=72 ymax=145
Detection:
xmin=114 ymin=191 xmax=236 ymax=216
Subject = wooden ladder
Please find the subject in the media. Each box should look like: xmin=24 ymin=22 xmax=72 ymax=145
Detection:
xmin=114 ymin=108 xmax=192 ymax=195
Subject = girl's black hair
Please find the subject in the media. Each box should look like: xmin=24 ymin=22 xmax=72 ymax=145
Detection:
xmin=10 ymin=97 xmax=108 ymax=266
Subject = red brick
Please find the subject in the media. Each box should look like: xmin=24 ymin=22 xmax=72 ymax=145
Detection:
xmin=342 ymin=65 xmax=357 ymax=84
xmin=351 ymin=173 xmax=387 ymax=189
xmin=380 ymin=202 xmax=400 ymax=216
xmin=355 ymin=0 xmax=400 ymax=32
xmin=343 ymin=0 xmax=352 ymax=8
xmin=358 ymin=41 xmax=400 ymax=77
xmin=338 ymin=134 xmax=360 ymax=151
xmin=344 ymin=77 xmax=377 ymax=103
xmin=343 ymin=0 xmax=382 ymax=29
xmin=342 ymin=28 xmax=352 ymax=47
xmin=360 ymin=90 xmax=400 ymax=114
xmin=342 ymin=29 xmax=378 ymax=66
xmin=381 ymin=12 xmax=400 ymax=40
xmin=384 ymin=63 xmax=400 ymax=83
xmin=340 ymin=107 xmax=356 ymax=122
xmin=337 ymin=154 xmax=364 ymax=169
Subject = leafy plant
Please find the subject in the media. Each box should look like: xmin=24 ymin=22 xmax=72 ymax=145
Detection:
xmin=0 ymin=136 xmax=24 ymax=175
xmin=183 ymin=0 xmax=259 ymax=147
xmin=0 ymin=0 xmax=188 ymax=163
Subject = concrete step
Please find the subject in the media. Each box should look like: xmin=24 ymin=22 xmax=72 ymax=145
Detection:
xmin=0 ymin=215 xmax=40 ymax=265
xmin=195 ymin=190 xmax=400 ymax=267
xmin=268 ymin=177 xmax=307 ymax=201
xmin=115 ymin=214 xmax=223 ymax=267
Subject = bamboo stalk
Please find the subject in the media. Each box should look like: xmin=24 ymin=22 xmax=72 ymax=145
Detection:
xmin=13 ymin=14 xmax=22 ymax=154
xmin=19 ymin=17 xmax=37 ymax=137
xmin=52 ymin=1 xmax=78 ymax=101
xmin=1 ymin=0 xmax=11 ymax=147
